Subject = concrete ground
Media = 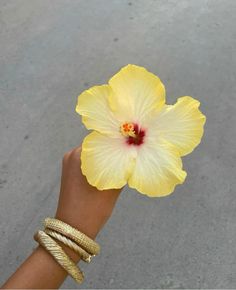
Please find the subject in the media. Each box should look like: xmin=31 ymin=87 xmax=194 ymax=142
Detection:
xmin=0 ymin=0 xmax=236 ymax=288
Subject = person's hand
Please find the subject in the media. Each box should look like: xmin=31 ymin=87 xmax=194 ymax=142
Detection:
xmin=55 ymin=147 xmax=122 ymax=240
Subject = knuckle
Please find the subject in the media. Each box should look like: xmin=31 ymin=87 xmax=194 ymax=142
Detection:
xmin=62 ymin=147 xmax=82 ymax=165
xmin=69 ymin=147 xmax=82 ymax=162
xmin=62 ymin=152 xmax=70 ymax=163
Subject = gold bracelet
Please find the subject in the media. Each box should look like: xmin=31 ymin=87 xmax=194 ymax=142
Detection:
xmin=34 ymin=230 xmax=84 ymax=284
xmin=44 ymin=218 xmax=100 ymax=256
xmin=44 ymin=229 xmax=93 ymax=263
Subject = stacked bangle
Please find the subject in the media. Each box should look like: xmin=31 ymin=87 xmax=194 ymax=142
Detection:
xmin=44 ymin=218 xmax=100 ymax=255
xmin=34 ymin=217 xmax=100 ymax=284
xmin=34 ymin=230 xmax=84 ymax=284
xmin=44 ymin=228 xmax=92 ymax=263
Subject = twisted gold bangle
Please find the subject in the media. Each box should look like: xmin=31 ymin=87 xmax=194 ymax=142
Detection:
xmin=34 ymin=230 xmax=84 ymax=284
xmin=44 ymin=229 xmax=93 ymax=263
xmin=44 ymin=218 xmax=100 ymax=255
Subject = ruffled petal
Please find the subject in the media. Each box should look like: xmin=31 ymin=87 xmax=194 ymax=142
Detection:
xmin=81 ymin=131 xmax=136 ymax=190
xmin=154 ymin=96 xmax=206 ymax=156
xmin=128 ymin=138 xmax=187 ymax=197
xmin=76 ymin=85 xmax=120 ymax=137
xmin=108 ymin=64 xmax=165 ymax=125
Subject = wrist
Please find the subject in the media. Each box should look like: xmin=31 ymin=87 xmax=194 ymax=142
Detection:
xmin=55 ymin=211 xmax=102 ymax=240
xmin=55 ymin=195 xmax=117 ymax=239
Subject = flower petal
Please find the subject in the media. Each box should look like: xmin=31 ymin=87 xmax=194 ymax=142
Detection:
xmin=81 ymin=131 xmax=136 ymax=190
xmin=76 ymin=85 xmax=120 ymax=136
xmin=155 ymin=96 xmax=206 ymax=156
xmin=128 ymin=138 xmax=187 ymax=197
xmin=108 ymin=64 xmax=165 ymax=125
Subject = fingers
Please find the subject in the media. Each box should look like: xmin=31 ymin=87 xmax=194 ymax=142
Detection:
xmin=63 ymin=146 xmax=82 ymax=164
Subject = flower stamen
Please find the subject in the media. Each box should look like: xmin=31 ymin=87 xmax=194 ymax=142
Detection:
xmin=120 ymin=122 xmax=145 ymax=146
xmin=120 ymin=122 xmax=136 ymax=137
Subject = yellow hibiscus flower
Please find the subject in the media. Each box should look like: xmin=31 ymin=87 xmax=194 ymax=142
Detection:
xmin=76 ymin=64 xmax=206 ymax=197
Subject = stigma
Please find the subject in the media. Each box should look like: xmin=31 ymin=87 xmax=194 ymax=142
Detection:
xmin=120 ymin=122 xmax=145 ymax=146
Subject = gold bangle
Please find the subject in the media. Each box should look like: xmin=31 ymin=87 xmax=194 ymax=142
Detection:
xmin=44 ymin=218 xmax=100 ymax=256
xmin=34 ymin=230 xmax=84 ymax=284
xmin=44 ymin=229 xmax=93 ymax=263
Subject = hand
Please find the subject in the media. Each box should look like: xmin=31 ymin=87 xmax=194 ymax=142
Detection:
xmin=55 ymin=147 xmax=122 ymax=239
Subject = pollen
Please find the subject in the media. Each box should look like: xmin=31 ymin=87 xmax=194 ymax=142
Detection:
xmin=120 ymin=122 xmax=136 ymax=137
xmin=120 ymin=122 xmax=146 ymax=146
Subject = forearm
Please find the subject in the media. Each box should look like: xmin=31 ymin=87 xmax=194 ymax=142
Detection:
xmin=1 ymin=215 xmax=101 ymax=289
xmin=1 ymin=244 xmax=79 ymax=289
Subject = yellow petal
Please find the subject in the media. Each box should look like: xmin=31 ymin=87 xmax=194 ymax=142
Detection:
xmin=81 ymin=131 xmax=136 ymax=190
xmin=154 ymin=96 xmax=206 ymax=156
xmin=128 ymin=138 xmax=187 ymax=197
xmin=76 ymin=85 xmax=120 ymax=136
xmin=108 ymin=64 xmax=165 ymax=125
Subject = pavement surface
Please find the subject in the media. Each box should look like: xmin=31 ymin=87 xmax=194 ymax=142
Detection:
xmin=0 ymin=0 xmax=236 ymax=288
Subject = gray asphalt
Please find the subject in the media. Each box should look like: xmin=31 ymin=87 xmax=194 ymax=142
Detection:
xmin=0 ymin=0 xmax=236 ymax=288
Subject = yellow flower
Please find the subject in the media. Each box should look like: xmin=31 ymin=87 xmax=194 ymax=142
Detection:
xmin=76 ymin=64 xmax=206 ymax=197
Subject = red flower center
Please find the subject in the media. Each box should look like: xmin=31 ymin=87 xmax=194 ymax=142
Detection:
xmin=120 ymin=122 xmax=145 ymax=146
